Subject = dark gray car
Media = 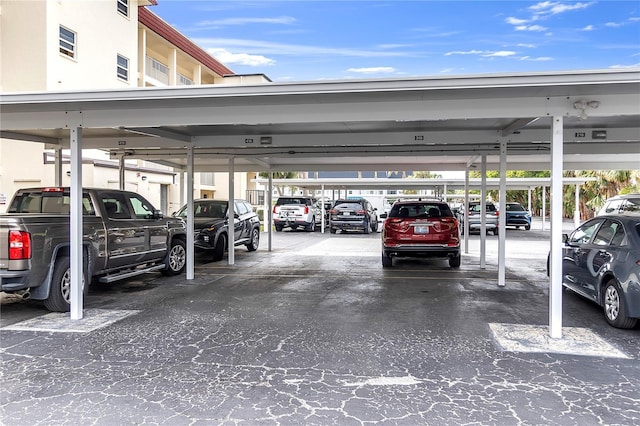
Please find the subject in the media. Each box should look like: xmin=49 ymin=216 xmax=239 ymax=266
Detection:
xmin=174 ymin=199 xmax=260 ymax=261
xmin=558 ymin=213 xmax=640 ymax=328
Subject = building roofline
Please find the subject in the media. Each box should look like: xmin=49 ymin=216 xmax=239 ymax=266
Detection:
xmin=138 ymin=6 xmax=234 ymax=77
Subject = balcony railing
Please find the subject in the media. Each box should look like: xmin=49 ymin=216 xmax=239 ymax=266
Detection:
xmin=145 ymin=56 xmax=169 ymax=85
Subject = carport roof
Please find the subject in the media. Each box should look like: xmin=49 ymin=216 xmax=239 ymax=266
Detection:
xmin=1 ymin=68 xmax=639 ymax=173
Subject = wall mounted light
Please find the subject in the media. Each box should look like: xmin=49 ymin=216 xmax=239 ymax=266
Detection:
xmin=573 ymin=99 xmax=600 ymax=120
xmin=141 ymin=175 xmax=147 ymax=181
xmin=66 ymin=171 xmax=71 ymax=177
xmin=260 ymin=136 xmax=272 ymax=145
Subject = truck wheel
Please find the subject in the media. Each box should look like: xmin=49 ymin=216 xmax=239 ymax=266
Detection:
xmin=330 ymin=228 xmax=337 ymax=234
xmin=213 ymin=234 xmax=226 ymax=261
xmin=525 ymin=224 xmax=531 ymax=231
xmin=44 ymin=256 xmax=87 ymax=312
xmin=449 ymin=254 xmax=461 ymax=268
xmin=364 ymin=219 xmax=370 ymax=234
xmin=275 ymin=225 xmax=283 ymax=232
xmin=246 ymin=228 xmax=260 ymax=252
xmin=162 ymin=239 xmax=186 ymax=275
xmin=382 ymin=253 xmax=392 ymax=268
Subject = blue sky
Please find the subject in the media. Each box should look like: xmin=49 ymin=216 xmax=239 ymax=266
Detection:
xmin=151 ymin=1 xmax=640 ymax=82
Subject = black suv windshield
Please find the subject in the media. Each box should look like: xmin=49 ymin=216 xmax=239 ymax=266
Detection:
xmin=176 ymin=200 xmax=227 ymax=218
xmin=506 ymin=203 xmax=526 ymax=212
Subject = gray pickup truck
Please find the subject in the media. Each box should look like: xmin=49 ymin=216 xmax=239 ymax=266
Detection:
xmin=0 ymin=187 xmax=187 ymax=312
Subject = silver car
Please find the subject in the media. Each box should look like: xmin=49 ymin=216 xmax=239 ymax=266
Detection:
xmin=458 ymin=201 xmax=499 ymax=235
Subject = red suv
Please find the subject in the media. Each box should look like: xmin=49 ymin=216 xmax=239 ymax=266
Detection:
xmin=381 ymin=199 xmax=461 ymax=268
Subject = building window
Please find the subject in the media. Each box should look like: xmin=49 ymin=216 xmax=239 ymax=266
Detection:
xmin=117 ymin=54 xmax=129 ymax=81
xmin=59 ymin=26 xmax=76 ymax=58
xmin=200 ymin=173 xmax=215 ymax=186
xmin=117 ymin=0 xmax=128 ymax=17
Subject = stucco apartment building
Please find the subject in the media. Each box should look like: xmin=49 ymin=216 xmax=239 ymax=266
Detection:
xmin=0 ymin=0 xmax=269 ymax=213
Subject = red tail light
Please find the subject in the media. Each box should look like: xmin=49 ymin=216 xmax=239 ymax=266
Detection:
xmin=304 ymin=206 xmax=309 ymax=214
xmin=329 ymin=209 xmax=337 ymax=214
xmin=356 ymin=209 xmax=365 ymax=214
xmin=9 ymin=230 xmax=31 ymax=260
xmin=273 ymin=205 xmax=278 ymax=213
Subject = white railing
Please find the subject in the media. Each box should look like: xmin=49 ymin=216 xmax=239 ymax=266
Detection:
xmin=145 ymin=56 xmax=169 ymax=85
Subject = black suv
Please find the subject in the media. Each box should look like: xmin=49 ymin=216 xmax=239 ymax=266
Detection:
xmin=174 ymin=199 xmax=260 ymax=261
xmin=329 ymin=198 xmax=378 ymax=234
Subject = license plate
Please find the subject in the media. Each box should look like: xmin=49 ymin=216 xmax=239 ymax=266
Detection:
xmin=342 ymin=211 xmax=350 ymax=216
xmin=414 ymin=225 xmax=429 ymax=234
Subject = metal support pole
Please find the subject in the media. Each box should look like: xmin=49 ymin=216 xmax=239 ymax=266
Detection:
xmin=542 ymin=186 xmax=547 ymax=231
xmin=54 ymin=148 xmax=63 ymax=186
xmin=480 ymin=156 xmax=487 ymax=269
xmin=186 ymin=147 xmax=194 ymax=280
xmin=550 ymin=116 xmax=564 ymax=339
xmin=574 ymin=184 xmax=581 ymax=228
xmin=498 ymin=140 xmax=507 ymax=286
xmin=228 ymin=157 xmax=235 ymax=265
xmin=464 ymin=168 xmax=469 ymax=254
xmin=69 ymin=124 xmax=83 ymax=320
xmin=268 ymin=172 xmax=273 ymax=252
xmin=119 ymin=154 xmax=125 ymax=191
xmin=321 ymin=184 xmax=326 ymax=233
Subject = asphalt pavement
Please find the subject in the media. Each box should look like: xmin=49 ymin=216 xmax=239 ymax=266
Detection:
xmin=1 ymin=217 xmax=638 ymax=425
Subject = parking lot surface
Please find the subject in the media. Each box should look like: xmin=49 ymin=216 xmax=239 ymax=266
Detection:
xmin=1 ymin=222 xmax=639 ymax=425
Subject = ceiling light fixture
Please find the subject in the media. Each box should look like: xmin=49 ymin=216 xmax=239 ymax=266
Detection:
xmin=573 ymin=99 xmax=600 ymax=120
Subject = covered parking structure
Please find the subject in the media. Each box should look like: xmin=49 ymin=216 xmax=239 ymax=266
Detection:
xmin=1 ymin=68 xmax=639 ymax=337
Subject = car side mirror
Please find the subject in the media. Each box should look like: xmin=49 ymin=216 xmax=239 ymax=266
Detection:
xmin=153 ymin=209 xmax=164 ymax=219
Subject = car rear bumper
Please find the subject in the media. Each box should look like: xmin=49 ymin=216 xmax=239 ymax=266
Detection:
xmin=383 ymin=244 xmax=460 ymax=259
xmin=330 ymin=220 xmax=366 ymax=230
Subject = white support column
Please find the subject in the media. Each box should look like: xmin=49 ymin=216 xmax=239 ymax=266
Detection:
xmin=54 ymin=148 xmax=63 ymax=186
xmin=574 ymin=184 xmax=581 ymax=228
xmin=169 ymin=48 xmax=177 ymax=86
xmin=550 ymin=116 xmax=565 ymax=339
xmin=268 ymin=172 xmax=273 ymax=252
xmin=228 ymin=157 xmax=235 ymax=265
xmin=69 ymin=123 xmax=83 ymax=320
xmin=321 ymin=184 xmax=326 ymax=233
xmin=464 ymin=168 xmax=469 ymax=254
xmin=180 ymin=171 xmax=186 ymax=208
xmin=480 ymin=156 xmax=487 ymax=269
xmin=498 ymin=140 xmax=507 ymax=287
xmin=528 ymin=188 xmax=532 ymax=217
xmin=186 ymin=147 xmax=194 ymax=280
xmin=542 ymin=186 xmax=547 ymax=231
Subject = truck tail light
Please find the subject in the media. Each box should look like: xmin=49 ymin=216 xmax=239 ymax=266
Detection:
xmin=9 ymin=230 xmax=32 ymax=260
xmin=304 ymin=206 xmax=309 ymax=214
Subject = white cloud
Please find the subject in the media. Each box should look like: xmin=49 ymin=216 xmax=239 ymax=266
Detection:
xmin=605 ymin=21 xmax=625 ymax=28
xmin=528 ymin=1 xmax=593 ymax=16
xmin=347 ymin=67 xmax=396 ymax=74
xmin=207 ymin=48 xmax=275 ymax=67
xmin=517 ymin=43 xmax=537 ymax=48
xmin=195 ymin=16 xmax=296 ymax=27
xmin=485 ymin=51 xmax=517 ymax=57
xmin=505 ymin=17 xmax=528 ymax=25
xmin=520 ymin=56 xmax=553 ymax=61
xmin=609 ymin=63 xmax=640 ymax=69
xmin=445 ymin=50 xmax=516 ymax=58
xmin=581 ymin=25 xmax=594 ymax=31
xmin=515 ymin=24 xmax=548 ymax=32
xmin=195 ymin=38 xmax=410 ymax=58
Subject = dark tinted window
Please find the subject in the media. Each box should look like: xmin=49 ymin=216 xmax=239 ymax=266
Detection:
xmin=506 ymin=203 xmax=526 ymax=212
xmin=334 ymin=202 xmax=363 ymax=210
xmin=276 ymin=197 xmax=311 ymax=206
xmin=176 ymin=200 xmax=227 ymax=218
xmin=8 ymin=190 xmax=94 ymax=215
xmin=622 ymin=197 xmax=640 ymax=213
xmin=569 ymin=219 xmax=603 ymax=244
xmin=389 ymin=203 xmax=453 ymax=219
xmin=469 ymin=203 xmax=496 ymax=213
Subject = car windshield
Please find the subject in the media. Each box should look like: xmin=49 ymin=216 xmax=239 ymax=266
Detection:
xmin=176 ymin=200 xmax=227 ymax=218
xmin=506 ymin=203 xmax=526 ymax=212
